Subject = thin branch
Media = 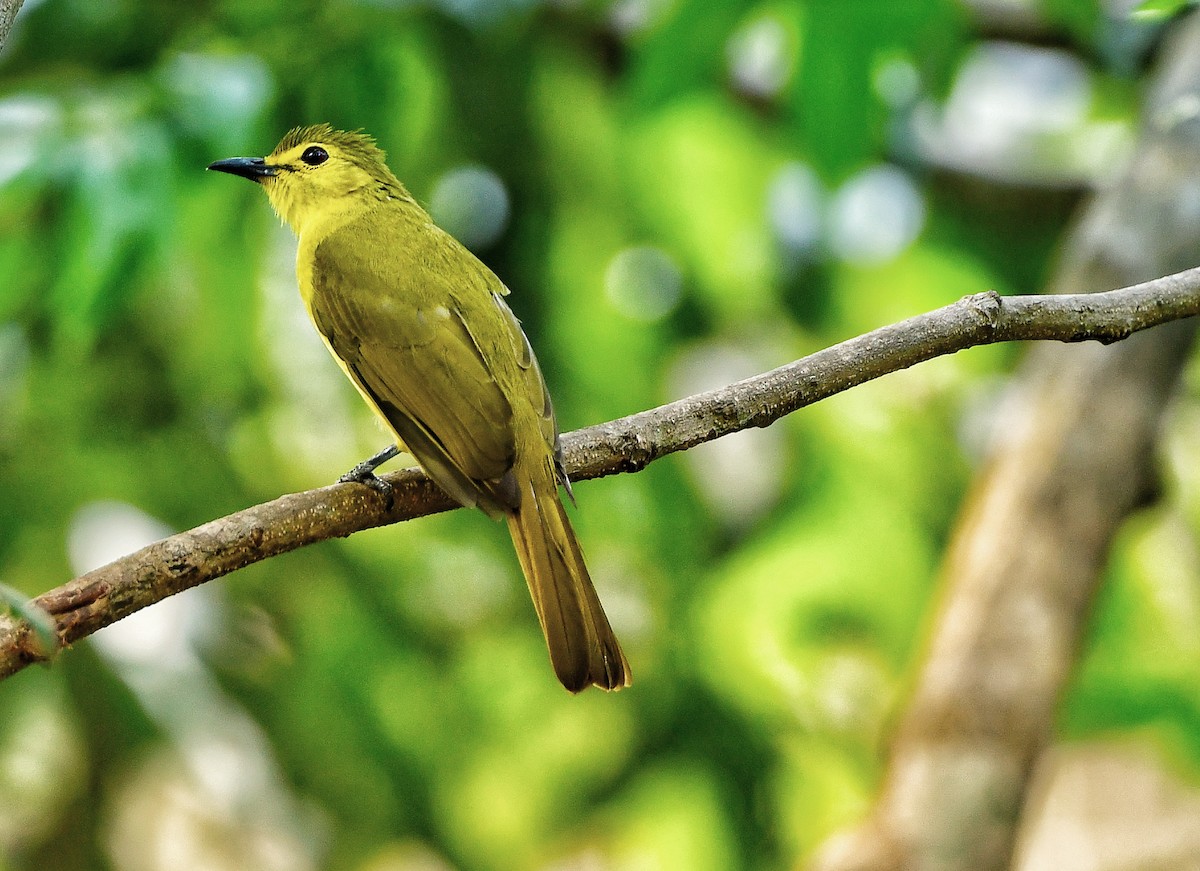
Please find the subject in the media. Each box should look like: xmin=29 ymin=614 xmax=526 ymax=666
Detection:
xmin=2 ymin=274 xmax=1199 ymax=679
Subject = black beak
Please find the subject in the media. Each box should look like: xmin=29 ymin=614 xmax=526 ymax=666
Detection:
xmin=207 ymin=156 xmax=277 ymax=181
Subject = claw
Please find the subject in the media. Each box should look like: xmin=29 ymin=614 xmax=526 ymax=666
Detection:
xmin=342 ymin=469 xmax=394 ymax=509
xmin=339 ymin=444 xmax=401 ymax=509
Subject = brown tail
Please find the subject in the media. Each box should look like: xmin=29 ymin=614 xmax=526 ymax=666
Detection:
xmin=506 ymin=475 xmax=631 ymax=693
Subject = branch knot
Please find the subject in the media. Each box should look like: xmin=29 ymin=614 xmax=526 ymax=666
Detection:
xmin=963 ymin=290 xmax=1003 ymax=330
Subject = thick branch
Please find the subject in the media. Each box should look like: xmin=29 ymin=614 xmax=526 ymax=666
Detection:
xmin=811 ymin=11 xmax=1200 ymax=871
xmin=1 ymin=276 xmax=1198 ymax=679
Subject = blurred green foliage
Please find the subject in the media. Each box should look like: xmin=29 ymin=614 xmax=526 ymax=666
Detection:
xmin=1 ymin=0 xmax=1198 ymax=870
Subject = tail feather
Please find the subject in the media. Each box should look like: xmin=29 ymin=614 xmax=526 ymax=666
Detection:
xmin=506 ymin=477 xmax=631 ymax=693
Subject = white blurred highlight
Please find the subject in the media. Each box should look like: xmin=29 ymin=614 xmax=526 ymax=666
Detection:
xmin=604 ymin=246 xmax=683 ymax=322
xmin=66 ymin=501 xmax=320 ymax=870
xmin=0 ymin=95 xmax=62 ymax=186
xmin=829 ymin=165 xmax=924 ymax=264
xmin=727 ymin=14 xmax=792 ymax=100
xmin=768 ymin=162 xmax=824 ymax=263
xmin=912 ymin=42 xmax=1133 ymax=185
xmin=667 ymin=342 xmax=788 ymax=527
xmin=429 ymin=164 xmax=511 ymax=251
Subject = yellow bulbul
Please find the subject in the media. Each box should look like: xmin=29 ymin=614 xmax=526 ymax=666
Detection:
xmin=209 ymin=125 xmax=629 ymax=692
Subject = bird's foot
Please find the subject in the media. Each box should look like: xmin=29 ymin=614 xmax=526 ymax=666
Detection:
xmin=338 ymin=444 xmax=401 ymax=508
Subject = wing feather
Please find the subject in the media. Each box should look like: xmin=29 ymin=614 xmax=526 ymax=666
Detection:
xmin=307 ymin=215 xmax=523 ymax=513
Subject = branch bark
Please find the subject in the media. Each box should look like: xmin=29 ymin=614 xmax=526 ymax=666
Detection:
xmin=0 ymin=0 xmax=25 ymax=54
xmin=1 ymin=279 xmax=1199 ymax=679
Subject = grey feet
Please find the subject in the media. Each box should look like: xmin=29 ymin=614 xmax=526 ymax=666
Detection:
xmin=339 ymin=444 xmax=401 ymax=507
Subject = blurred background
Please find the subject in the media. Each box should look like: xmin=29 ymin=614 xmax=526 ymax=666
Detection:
xmin=2 ymin=0 xmax=1200 ymax=869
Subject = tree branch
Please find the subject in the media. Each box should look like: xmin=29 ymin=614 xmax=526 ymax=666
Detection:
xmin=2 ymin=276 xmax=1199 ymax=679
xmin=0 ymin=0 xmax=25 ymax=54
xmin=811 ymin=10 xmax=1200 ymax=869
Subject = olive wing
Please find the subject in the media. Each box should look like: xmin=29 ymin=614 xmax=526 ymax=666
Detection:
xmin=308 ymin=224 xmax=521 ymax=514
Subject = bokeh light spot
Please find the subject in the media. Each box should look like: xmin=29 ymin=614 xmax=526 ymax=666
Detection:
xmin=429 ymin=164 xmax=511 ymax=252
xmin=828 ymin=164 xmax=924 ymax=264
xmin=727 ymin=14 xmax=794 ymax=100
xmin=768 ymin=162 xmax=824 ymax=262
xmin=604 ymin=246 xmax=683 ymax=321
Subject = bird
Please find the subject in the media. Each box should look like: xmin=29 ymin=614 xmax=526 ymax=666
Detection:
xmin=208 ymin=125 xmax=629 ymax=692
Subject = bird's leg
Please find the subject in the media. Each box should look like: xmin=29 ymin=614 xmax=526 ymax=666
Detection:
xmin=339 ymin=444 xmax=401 ymax=505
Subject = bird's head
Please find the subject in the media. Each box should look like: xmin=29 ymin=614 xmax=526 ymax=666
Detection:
xmin=208 ymin=124 xmax=409 ymax=235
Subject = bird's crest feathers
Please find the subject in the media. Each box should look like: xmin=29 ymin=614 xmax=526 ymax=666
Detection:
xmin=272 ymin=124 xmax=390 ymax=172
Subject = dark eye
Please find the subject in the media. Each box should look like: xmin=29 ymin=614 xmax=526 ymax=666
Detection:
xmin=300 ymin=146 xmax=328 ymax=166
